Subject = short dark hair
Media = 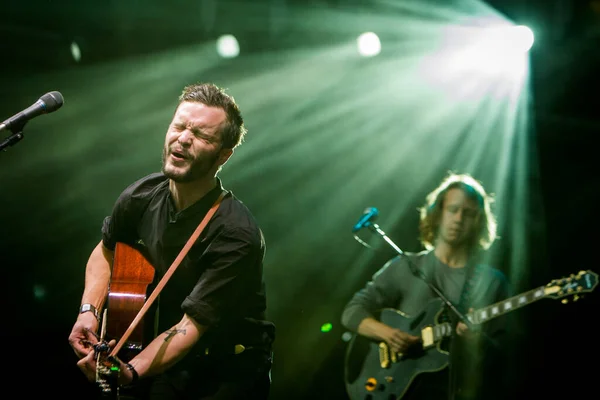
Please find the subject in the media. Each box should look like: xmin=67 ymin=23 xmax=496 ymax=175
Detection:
xmin=418 ymin=172 xmax=497 ymax=251
xmin=178 ymin=82 xmax=247 ymax=149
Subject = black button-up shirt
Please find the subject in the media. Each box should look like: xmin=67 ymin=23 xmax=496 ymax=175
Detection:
xmin=101 ymin=172 xmax=275 ymax=354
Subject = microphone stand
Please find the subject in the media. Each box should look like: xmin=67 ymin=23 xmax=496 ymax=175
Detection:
xmin=0 ymin=120 xmax=27 ymax=152
xmin=0 ymin=130 xmax=25 ymax=152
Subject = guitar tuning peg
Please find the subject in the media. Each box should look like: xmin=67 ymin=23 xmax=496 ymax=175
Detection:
xmin=561 ymin=299 xmax=569 ymax=304
xmin=573 ymin=295 xmax=580 ymax=301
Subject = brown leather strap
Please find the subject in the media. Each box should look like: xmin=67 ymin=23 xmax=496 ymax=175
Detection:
xmin=110 ymin=189 xmax=228 ymax=356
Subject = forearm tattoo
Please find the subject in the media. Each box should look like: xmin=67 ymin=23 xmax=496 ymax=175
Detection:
xmin=163 ymin=328 xmax=186 ymax=342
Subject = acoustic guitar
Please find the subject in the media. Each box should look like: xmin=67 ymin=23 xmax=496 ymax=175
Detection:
xmin=94 ymin=242 xmax=155 ymax=398
xmin=344 ymin=270 xmax=598 ymax=400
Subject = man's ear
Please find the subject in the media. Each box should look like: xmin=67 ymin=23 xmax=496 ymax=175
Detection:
xmin=218 ymin=148 xmax=234 ymax=167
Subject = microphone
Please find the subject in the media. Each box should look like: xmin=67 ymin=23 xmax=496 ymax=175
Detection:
xmin=352 ymin=207 xmax=379 ymax=232
xmin=0 ymin=91 xmax=64 ymax=133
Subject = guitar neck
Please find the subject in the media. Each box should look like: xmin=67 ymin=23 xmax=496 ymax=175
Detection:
xmin=423 ymin=285 xmax=550 ymax=345
xmin=420 ymin=270 xmax=598 ymax=347
xmin=468 ymin=285 xmax=550 ymax=324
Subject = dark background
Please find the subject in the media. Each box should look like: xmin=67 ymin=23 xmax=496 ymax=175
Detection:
xmin=1 ymin=0 xmax=598 ymax=398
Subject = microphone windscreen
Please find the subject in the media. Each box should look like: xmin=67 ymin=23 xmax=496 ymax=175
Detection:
xmin=40 ymin=91 xmax=64 ymax=113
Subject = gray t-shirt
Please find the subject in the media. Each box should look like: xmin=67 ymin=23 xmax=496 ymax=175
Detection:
xmin=433 ymin=256 xmax=468 ymax=306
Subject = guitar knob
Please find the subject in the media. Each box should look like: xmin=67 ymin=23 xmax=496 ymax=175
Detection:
xmin=365 ymin=377 xmax=377 ymax=392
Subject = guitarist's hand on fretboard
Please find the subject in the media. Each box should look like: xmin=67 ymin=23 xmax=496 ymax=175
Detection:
xmin=456 ymin=307 xmax=480 ymax=340
xmin=76 ymin=344 xmax=99 ymax=382
xmin=76 ymin=336 xmax=137 ymax=390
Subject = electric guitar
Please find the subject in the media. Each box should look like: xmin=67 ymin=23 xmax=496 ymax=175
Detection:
xmin=94 ymin=242 xmax=155 ymax=398
xmin=344 ymin=270 xmax=598 ymax=400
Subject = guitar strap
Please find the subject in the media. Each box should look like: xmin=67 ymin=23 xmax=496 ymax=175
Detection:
xmin=448 ymin=257 xmax=486 ymax=400
xmin=456 ymin=260 xmax=483 ymax=315
xmin=108 ymin=189 xmax=228 ymax=358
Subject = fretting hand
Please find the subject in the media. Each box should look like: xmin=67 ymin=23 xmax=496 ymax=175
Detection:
xmin=456 ymin=308 xmax=480 ymax=339
xmin=76 ymin=338 xmax=137 ymax=386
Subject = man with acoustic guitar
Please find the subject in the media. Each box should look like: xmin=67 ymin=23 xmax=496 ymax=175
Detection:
xmin=68 ymin=82 xmax=275 ymax=399
xmin=341 ymin=172 xmax=512 ymax=400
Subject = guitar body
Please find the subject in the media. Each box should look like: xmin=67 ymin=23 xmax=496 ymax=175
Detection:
xmin=95 ymin=242 xmax=155 ymax=398
xmin=106 ymin=242 xmax=155 ymax=357
xmin=344 ymin=298 xmax=450 ymax=400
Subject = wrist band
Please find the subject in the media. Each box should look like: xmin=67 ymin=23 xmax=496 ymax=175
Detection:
xmin=125 ymin=362 xmax=139 ymax=385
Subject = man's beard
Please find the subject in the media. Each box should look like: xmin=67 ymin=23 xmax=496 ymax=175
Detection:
xmin=439 ymin=226 xmax=476 ymax=250
xmin=161 ymin=146 xmax=220 ymax=183
xmin=448 ymin=232 xmax=479 ymax=253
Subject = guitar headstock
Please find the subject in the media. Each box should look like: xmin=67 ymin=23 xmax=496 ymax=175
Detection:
xmin=544 ymin=270 xmax=598 ymax=303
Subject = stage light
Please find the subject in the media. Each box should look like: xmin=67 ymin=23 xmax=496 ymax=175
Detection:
xmin=71 ymin=41 xmax=81 ymax=62
xmin=357 ymin=32 xmax=381 ymax=57
xmin=512 ymin=25 xmax=534 ymax=53
xmin=216 ymin=34 xmax=240 ymax=58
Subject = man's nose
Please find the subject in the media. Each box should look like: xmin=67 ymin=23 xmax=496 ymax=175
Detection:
xmin=454 ymin=209 xmax=464 ymax=221
xmin=178 ymin=129 xmax=193 ymax=145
